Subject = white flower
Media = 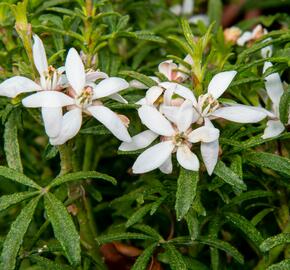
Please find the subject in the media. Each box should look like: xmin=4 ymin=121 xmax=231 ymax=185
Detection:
xmin=170 ymin=0 xmax=209 ymax=25
xmin=261 ymin=62 xmax=287 ymax=139
xmin=22 ymin=48 xmax=131 ymax=145
xmin=119 ymin=101 xmax=220 ymax=174
xmin=0 ymin=35 xmax=68 ymax=138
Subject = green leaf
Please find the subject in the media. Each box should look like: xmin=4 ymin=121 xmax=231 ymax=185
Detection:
xmin=185 ymin=208 xmax=199 ymax=240
xmin=0 ymin=191 xmax=39 ymax=212
xmin=0 ymin=166 xmax=41 ymax=189
xmin=208 ymin=0 xmax=222 ymax=31
xmin=131 ymin=243 xmax=157 ymax=270
xmin=133 ymin=224 xmax=163 ymax=241
xmin=164 ymin=244 xmax=187 ymax=270
xmin=244 ymin=151 xmax=290 ymax=176
xmin=80 ymin=125 xmax=111 ymax=135
xmin=260 ymin=233 xmax=290 ymax=252
xmin=197 ymin=237 xmax=244 ymax=264
xmin=4 ymin=110 xmax=23 ymax=172
xmin=267 ymin=259 xmax=290 ymax=270
xmin=175 ymin=168 xmax=199 ymax=220
xmin=96 ymin=232 xmax=154 ymax=244
xmin=279 ymin=87 xmax=290 ymax=124
xmin=214 ymin=161 xmax=247 ymax=191
xmin=228 ymin=190 xmax=274 ymax=206
xmin=119 ymin=70 xmax=157 ymax=87
xmin=126 ymin=203 xmax=154 ymax=228
xmin=180 ymin=18 xmax=195 ymax=55
xmin=29 ymin=255 xmax=73 ymax=270
xmin=224 ymin=212 xmax=264 ymax=248
xmin=0 ymin=196 xmax=40 ymax=270
xmin=251 ymin=208 xmax=274 ymax=226
xmin=44 ymin=192 xmax=81 ymax=266
xmin=49 ymin=171 xmax=117 ymax=188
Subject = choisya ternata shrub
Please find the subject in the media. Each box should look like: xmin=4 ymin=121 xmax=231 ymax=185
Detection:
xmin=0 ymin=0 xmax=289 ymax=269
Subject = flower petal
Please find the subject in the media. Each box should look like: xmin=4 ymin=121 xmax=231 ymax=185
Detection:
xmin=49 ymin=108 xmax=82 ymax=145
xmin=159 ymin=156 xmax=173 ymax=174
xmin=41 ymin=107 xmax=62 ymax=138
xmin=86 ymin=71 xmax=108 ymax=82
xmin=132 ymin=141 xmax=174 ymax=174
xmin=170 ymin=4 xmax=182 ymax=15
xmin=33 ymin=35 xmax=48 ymax=77
xmin=138 ymin=105 xmax=175 ymax=136
xmin=119 ymin=130 xmax=158 ymax=151
xmin=65 ymin=48 xmax=86 ymax=94
xmin=159 ymin=82 xmax=197 ymax=105
xmin=237 ymin=31 xmax=252 ymax=46
xmin=145 ymin=86 xmax=164 ymax=105
xmin=87 ymin=105 xmax=131 ymax=142
xmin=262 ymin=119 xmax=285 ymax=139
xmin=201 ymin=140 xmax=219 ymax=175
xmin=109 ymin=93 xmax=128 ymax=104
xmin=182 ymin=0 xmax=194 ymax=15
xmin=22 ymin=91 xmax=74 ymax=108
xmin=176 ymin=145 xmax=199 ymax=171
xmin=0 ymin=76 xmax=42 ymax=98
xmin=93 ymin=77 xmax=129 ymax=99
xmin=211 ymin=105 xmax=267 ymax=123
xmin=208 ymin=71 xmax=237 ymax=99
xmin=263 ymin=61 xmax=284 ymax=110
xmin=158 ymin=60 xmax=178 ymax=81
xmin=188 ymin=126 xmax=220 ymax=143
xmin=188 ymin=14 xmax=209 ymax=26
xmin=176 ymin=100 xmax=194 ymax=132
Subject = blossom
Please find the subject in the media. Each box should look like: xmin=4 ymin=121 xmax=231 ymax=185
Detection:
xmin=261 ymin=62 xmax=288 ymax=139
xmin=22 ymin=48 xmax=131 ymax=145
xmin=224 ymin=27 xmax=242 ymax=44
xmin=119 ymin=101 xmax=220 ymax=174
xmin=0 ymin=35 xmax=68 ymax=138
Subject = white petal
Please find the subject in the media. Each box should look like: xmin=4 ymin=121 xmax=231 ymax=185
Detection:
xmin=159 ymin=82 xmax=197 ymax=105
xmin=158 ymin=60 xmax=178 ymax=81
xmin=85 ymin=71 xmax=108 ymax=82
xmin=212 ymin=105 xmax=267 ymax=123
xmin=145 ymin=86 xmax=164 ymax=105
xmin=188 ymin=126 xmax=220 ymax=143
xmin=65 ymin=48 xmax=86 ymax=94
xmin=0 ymin=76 xmax=42 ymax=98
xmin=93 ymin=77 xmax=129 ymax=99
xmin=237 ymin=31 xmax=252 ymax=46
xmin=87 ymin=105 xmax=131 ymax=142
xmin=182 ymin=0 xmax=194 ymax=15
xmin=132 ymin=141 xmax=174 ymax=174
xmin=119 ymin=130 xmax=158 ymax=151
xmin=41 ymin=107 xmax=62 ymax=138
xmin=49 ymin=108 xmax=82 ymax=145
xmin=261 ymin=43 xmax=273 ymax=58
xmin=159 ymin=105 xmax=179 ymax=123
xmin=109 ymin=93 xmax=128 ymax=104
xmin=188 ymin=14 xmax=209 ymax=26
xmin=159 ymin=156 xmax=173 ymax=174
xmin=138 ymin=105 xmax=175 ymax=136
xmin=33 ymin=35 xmax=48 ymax=77
xmin=136 ymin=97 xmax=147 ymax=105
xmin=22 ymin=91 xmax=74 ymax=108
xmin=263 ymin=61 xmax=284 ymax=109
xmin=208 ymin=71 xmax=237 ymax=99
xmin=176 ymin=145 xmax=199 ymax=171
xmin=262 ymin=120 xmax=285 ymax=139
xmin=177 ymin=100 xmax=194 ymax=132
xmin=170 ymin=4 xmax=182 ymax=15
xmin=201 ymin=140 xmax=219 ymax=175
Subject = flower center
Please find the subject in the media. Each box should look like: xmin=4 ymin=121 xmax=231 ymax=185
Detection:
xmin=76 ymin=86 xmax=94 ymax=107
xmin=198 ymin=93 xmax=219 ymax=116
xmin=173 ymin=132 xmax=187 ymax=147
xmin=41 ymin=65 xmax=62 ymax=91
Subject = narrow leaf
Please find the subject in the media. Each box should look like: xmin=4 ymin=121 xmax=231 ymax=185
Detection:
xmin=0 ymin=196 xmax=40 ymax=270
xmin=164 ymin=244 xmax=187 ymax=270
xmin=185 ymin=208 xmax=199 ymax=240
xmin=49 ymin=171 xmax=117 ymax=188
xmin=279 ymin=87 xmax=290 ymax=124
xmin=244 ymin=151 xmax=290 ymax=176
xmin=0 ymin=191 xmax=39 ymax=212
xmin=4 ymin=110 xmax=23 ymax=172
xmin=96 ymin=232 xmax=154 ymax=244
xmin=44 ymin=193 xmax=81 ymax=266
xmin=260 ymin=233 xmax=290 ymax=252
xmin=29 ymin=255 xmax=73 ymax=270
xmin=268 ymin=259 xmax=290 ymax=270
xmin=119 ymin=70 xmax=157 ymax=87
xmin=132 ymin=243 xmax=157 ymax=270
xmin=0 ymin=166 xmax=41 ymax=189
xmin=208 ymin=0 xmax=222 ymax=30
xmin=126 ymin=203 xmax=153 ymax=228
xmin=175 ymin=168 xmax=199 ymax=220
xmin=214 ymin=161 xmax=247 ymax=191
xmin=224 ymin=212 xmax=264 ymax=248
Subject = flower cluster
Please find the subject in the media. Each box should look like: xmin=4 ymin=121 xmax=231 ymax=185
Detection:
xmin=0 ymin=33 xmax=288 ymax=176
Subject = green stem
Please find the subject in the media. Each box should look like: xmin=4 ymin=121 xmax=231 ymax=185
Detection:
xmin=58 ymin=144 xmax=73 ymax=176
